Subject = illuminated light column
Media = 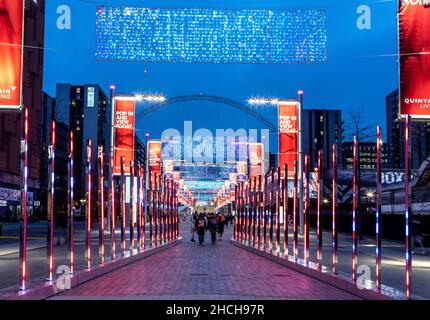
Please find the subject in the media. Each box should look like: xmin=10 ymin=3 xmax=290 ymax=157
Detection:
xmin=234 ymin=185 xmax=238 ymax=240
xmin=263 ymin=175 xmax=267 ymax=251
xmin=293 ymin=160 xmax=298 ymax=259
xmin=19 ymin=107 xmax=29 ymax=291
xmin=158 ymin=174 xmax=163 ymax=244
xmin=154 ymin=174 xmax=159 ymax=245
xmin=257 ymin=175 xmax=262 ymax=249
xmin=375 ymin=127 xmax=382 ymax=291
xmin=163 ymin=177 xmax=167 ymax=243
xmin=352 ymin=137 xmax=358 ymax=284
xmin=141 ymin=165 xmax=146 ymax=249
xmin=247 ymin=179 xmax=252 ymax=244
xmin=110 ymin=150 xmax=116 ymax=260
xmin=171 ymin=179 xmax=174 ymax=241
xmin=304 ymin=155 xmax=309 ymax=265
xmin=149 ymin=172 xmax=154 ymax=248
xmin=252 ymin=176 xmax=257 ymax=247
xmin=317 ymin=151 xmax=323 ymax=269
xmin=98 ymin=146 xmax=105 ymax=264
xmin=276 ymin=167 xmax=281 ymax=256
xmin=130 ymin=161 xmax=135 ymax=253
xmin=269 ymin=170 xmax=275 ymax=253
xmin=85 ymin=139 xmax=92 ymax=269
xmin=240 ymin=182 xmax=244 ymax=242
xmin=136 ymin=163 xmax=142 ymax=251
xmin=332 ymin=144 xmax=338 ymax=274
xmin=167 ymin=179 xmax=171 ymax=242
xmin=68 ymin=131 xmax=75 ymax=273
xmin=176 ymin=182 xmax=179 ymax=238
xmin=243 ymin=180 xmax=248 ymax=244
xmin=120 ymin=156 xmax=126 ymax=256
xmin=405 ymin=116 xmax=412 ymax=300
xmin=47 ymin=121 xmax=56 ymax=281
xmin=283 ymin=163 xmax=289 ymax=257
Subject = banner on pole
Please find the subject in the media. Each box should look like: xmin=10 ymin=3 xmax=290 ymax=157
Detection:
xmin=148 ymin=140 xmax=162 ymax=173
xmin=398 ymin=1 xmax=430 ymax=119
xmin=278 ymin=101 xmax=299 ymax=178
xmin=249 ymin=143 xmax=263 ymax=177
xmin=0 ymin=0 xmax=24 ymax=110
xmin=113 ymin=97 xmax=135 ymax=175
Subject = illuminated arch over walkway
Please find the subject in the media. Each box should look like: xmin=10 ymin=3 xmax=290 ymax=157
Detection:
xmin=136 ymin=94 xmax=277 ymax=132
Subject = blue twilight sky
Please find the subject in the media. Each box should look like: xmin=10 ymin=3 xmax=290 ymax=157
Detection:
xmin=43 ymin=0 xmax=399 ymax=151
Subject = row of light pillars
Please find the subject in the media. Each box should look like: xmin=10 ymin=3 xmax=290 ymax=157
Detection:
xmin=18 ymin=122 xmax=180 ymax=291
xmin=234 ymin=123 xmax=413 ymax=299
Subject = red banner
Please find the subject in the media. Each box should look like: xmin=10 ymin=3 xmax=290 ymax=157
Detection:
xmin=278 ymin=101 xmax=299 ymax=178
xmin=148 ymin=140 xmax=162 ymax=173
xmin=0 ymin=0 xmax=24 ymax=109
xmin=399 ymin=1 xmax=430 ymax=118
xmin=113 ymin=97 xmax=135 ymax=175
xmin=249 ymin=143 xmax=263 ymax=177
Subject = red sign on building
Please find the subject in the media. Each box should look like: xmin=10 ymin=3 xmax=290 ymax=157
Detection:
xmin=399 ymin=1 xmax=430 ymax=118
xmin=148 ymin=140 xmax=162 ymax=173
xmin=113 ymin=97 xmax=135 ymax=175
xmin=0 ymin=0 xmax=24 ymax=109
xmin=278 ymin=101 xmax=299 ymax=179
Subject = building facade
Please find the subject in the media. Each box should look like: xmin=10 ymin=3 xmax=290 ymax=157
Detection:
xmin=0 ymin=1 xmax=45 ymax=220
xmin=55 ymin=84 xmax=111 ymax=207
xmin=386 ymin=89 xmax=430 ymax=169
xmin=342 ymin=141 xmax=388 ymax=170
xmin=302 ymin=108 xmax=343 ymax=172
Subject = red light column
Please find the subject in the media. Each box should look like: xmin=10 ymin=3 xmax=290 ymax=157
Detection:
xmin=317 ymin=150 xmax=323 ymax=269
xmin=304 ymin=155 xmax=309 ymax=265
xmin=69 ymin=131 xmax=75 ymax=273
xmin=110 ymin=150 xmax=116 ymax=260
xmin=375 ymin=127 xmax=382 ymax=291
xmin=130 ymin=161 xmax=135 ymax=253
xmin=283 ymin=164 xmax=289 ymax=257
xmin=98 ymin=146 xmax=105 ymax=264
xmin=252 ymin=176 xmax=257 ymax=247
xmin=293 ymin=160 xmax=298 ymax=259
xmin=276 ymin=167 xmax=281 ymax=256
xmin=352 ymin=137 xmax=358 ymax=284
xmin=257 ymin=175 xmax=262 ymax=249
xmin=120 ymin=156 xmax=126 ymax=256
xmin=47 ymin=121 xmax=56 ymax=281
xmin=332 ymin=144 xmax=338 ymax=274
xmin=149 ymin=172 xmax=154 ymax=248
xmin=85 ymin=139 xmax=92 ymax=269
xmin=405 ymin=116 xmax=412 ymax=300
xmin=19 ymin=107 xmax=29 ymax=290
xmin=269 ymin=170 xmax=275 ymax=253
xmin=137 ymin=163 xmax=142 ymax=250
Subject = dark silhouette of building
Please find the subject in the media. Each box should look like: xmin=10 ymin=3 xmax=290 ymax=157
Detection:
xmin=342 ymin=141 xmax=388 ymax=170
xmin=0 ymin=1 xmax=45 ymax=220
xmin=302 ymin=108 xmax=343 ymax=174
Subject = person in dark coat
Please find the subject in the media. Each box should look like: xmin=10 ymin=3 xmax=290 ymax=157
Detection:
xmin=207 ymin=212 xmax=218 ymax=244
xmin=195 ymin=213 xmax=207 ymax=245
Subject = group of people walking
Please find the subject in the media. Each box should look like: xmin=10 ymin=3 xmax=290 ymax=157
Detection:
xmin=190 ymin=211 xmax=232 ymax=245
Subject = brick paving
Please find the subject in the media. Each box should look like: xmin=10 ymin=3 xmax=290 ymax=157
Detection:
xmin=51 ymin=223 xmax=360 ymax=300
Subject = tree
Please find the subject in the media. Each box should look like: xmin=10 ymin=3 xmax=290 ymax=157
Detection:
xmin=344 ymin=107 xmax=376 ymax=240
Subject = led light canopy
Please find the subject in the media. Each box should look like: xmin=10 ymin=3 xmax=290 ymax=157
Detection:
xmin=96 ymin=7 xmax=327 ymax=64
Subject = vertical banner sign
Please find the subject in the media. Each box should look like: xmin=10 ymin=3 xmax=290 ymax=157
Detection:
xmin=113 ymin=97 xmax=135 ymax=175
xmin=0 ymin=0 xmax=24 ymax=109
xmin=398 ymin=1 xmax=430 ymax=118
xmin=236 ymin=161 xmax=247 ymax=182
xmin=249 ymin=143 xmax=263 ymax=178
xmin=278 ymin=101 xmax=299 ymax=178
xmin=148 ymin=141 xmax=162 ymax=173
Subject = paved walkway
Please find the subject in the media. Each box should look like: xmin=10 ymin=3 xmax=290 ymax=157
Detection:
xmin=51 ymin=224 xmax=359 ymax=300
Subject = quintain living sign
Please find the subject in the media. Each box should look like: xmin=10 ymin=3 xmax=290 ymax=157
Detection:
xmin=95 ymin=7 xmax=327 ymax=64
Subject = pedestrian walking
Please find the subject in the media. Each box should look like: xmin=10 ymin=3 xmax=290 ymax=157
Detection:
xmin=217 ymin=212 xmax=226 ymax=240
xmin=195 ymin=213 xmax=207 ymax=245
xmin=207 ymin=212 xmax=218 ymax=244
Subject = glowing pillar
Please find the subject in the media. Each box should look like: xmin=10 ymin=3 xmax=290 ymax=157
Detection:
xmin=376 ymin=127 xmax=382 ymax=291
xmin=47 ymin=121 xmax=56 ymax=280
xmin=85 ymin=139 xmax=92 ymax=269
xmin=69 ymin=131 xmax=75 ymax=273
xmin=19 ymin=107 xmax=29 ymax=290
